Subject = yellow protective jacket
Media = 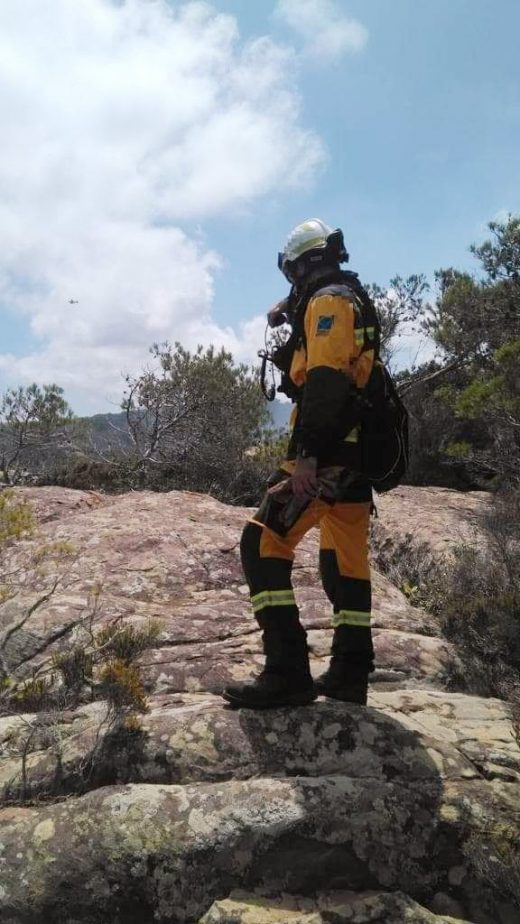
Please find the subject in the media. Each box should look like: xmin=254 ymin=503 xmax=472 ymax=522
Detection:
xmin=285 ymin=274 xmax=378 ymax=466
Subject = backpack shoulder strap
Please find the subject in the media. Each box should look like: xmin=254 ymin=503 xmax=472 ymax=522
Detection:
xmin=340 ymin=271 xmax=381 ymax=359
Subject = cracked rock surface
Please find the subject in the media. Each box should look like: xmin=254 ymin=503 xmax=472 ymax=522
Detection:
xmin=0 ymin=486 xmax=518 ymax=924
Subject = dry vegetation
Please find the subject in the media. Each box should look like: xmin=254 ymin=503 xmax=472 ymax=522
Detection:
xmin=0 ymin=490 xmax=160 ymax=804
xmin=372 ymin=489 xmax=520 ymax=743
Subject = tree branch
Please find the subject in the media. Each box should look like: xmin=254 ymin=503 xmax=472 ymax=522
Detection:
xmin=398 ymin=359 xmax=465 ymax=396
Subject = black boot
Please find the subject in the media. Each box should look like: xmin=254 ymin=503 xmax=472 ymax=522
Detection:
xmin=222 ymin=619 xmax=316 ymax=709
xmin=314 ymin=627 xmax=373 ymax=705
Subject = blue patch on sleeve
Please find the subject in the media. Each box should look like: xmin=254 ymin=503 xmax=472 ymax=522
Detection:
xmin=316 ymin=315 xmax=334 ymax=334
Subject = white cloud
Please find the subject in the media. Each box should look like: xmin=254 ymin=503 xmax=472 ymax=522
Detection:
xmin=274 ymin=0 xmax=368 ymax=63
xmin=391 ymin=330 xmax=439 ymax=374
xmin=0 ymin=0 xmax=324 ymax=412
xmin=380 ymin=294 xmax=438 ymax=373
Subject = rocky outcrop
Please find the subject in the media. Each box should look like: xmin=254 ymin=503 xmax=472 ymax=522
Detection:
xmin=0 ymin=486 xmax=518 ymax=924
xmin=200 ymin=890 xmax=470 ymax=923
xmin=373 ymin=487 xmax=489 ymax=556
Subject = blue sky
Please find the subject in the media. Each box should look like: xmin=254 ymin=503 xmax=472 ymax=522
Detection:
xmin=0 ymin=0 xmax=519 ymax=413
xmin=209 ymin=0 xmax=520 ymax=323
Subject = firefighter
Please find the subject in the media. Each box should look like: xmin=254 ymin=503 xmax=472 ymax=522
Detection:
xmin=223 ymin=219 xmax=377 ymax=710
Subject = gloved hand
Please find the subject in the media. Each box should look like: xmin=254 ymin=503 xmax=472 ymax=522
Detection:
xmin=267 ymin=297 xmax=289 ymax=328
xmin=291 ymin=456 xmax=318 ymax=499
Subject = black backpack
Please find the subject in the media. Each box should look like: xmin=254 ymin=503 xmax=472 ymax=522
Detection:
xmin=344 ymin=274 xmax=409 ymax=493
xmin=357 ymin=360 xmax=409 ymax=493
xmin=267 ymin=270 xmax=410 ymax=492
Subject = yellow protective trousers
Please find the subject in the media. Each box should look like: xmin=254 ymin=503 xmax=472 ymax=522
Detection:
xmin=240 ymin=469 xmax=373 ymax=664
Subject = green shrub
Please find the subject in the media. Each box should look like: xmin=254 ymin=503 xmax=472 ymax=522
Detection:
xmin=0 ymin=490 xmax=34 ymax=543
xmin=52 ymin=647 xmax=94 ymax=700
xmin=370 ymin=524 xmax=442 ymax=611
xmin=41 ymin=458 xmax=127 ymax=493
xmin=98 ymin=660 xmax=148 ymax=715
xmin=434 ymin=492 xmax=520 ymax=698
xmin=373 ymin=490 xmax=520 ymax=704
xmin=11 ymin=676 xmax=54 ymax=712
xmin=95 ymin=620 xmax=161 ymax=664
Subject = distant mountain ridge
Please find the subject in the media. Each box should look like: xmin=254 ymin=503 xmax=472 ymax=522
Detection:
xmin=83 ymin=402 xmax=291 ymax=438
xmin=268 ymin=398 xmax=291 ymax=429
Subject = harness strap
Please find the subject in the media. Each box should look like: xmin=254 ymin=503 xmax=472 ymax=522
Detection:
xmin=258 ymin=350 xmax=276 ymax=401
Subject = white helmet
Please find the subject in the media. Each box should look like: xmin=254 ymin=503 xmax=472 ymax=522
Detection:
xmin=278 ymin=218 xmax=348 ymax=281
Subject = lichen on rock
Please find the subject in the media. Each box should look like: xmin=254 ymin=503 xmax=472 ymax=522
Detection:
xmin=0 ymin=486 xmax=518 ymax=924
